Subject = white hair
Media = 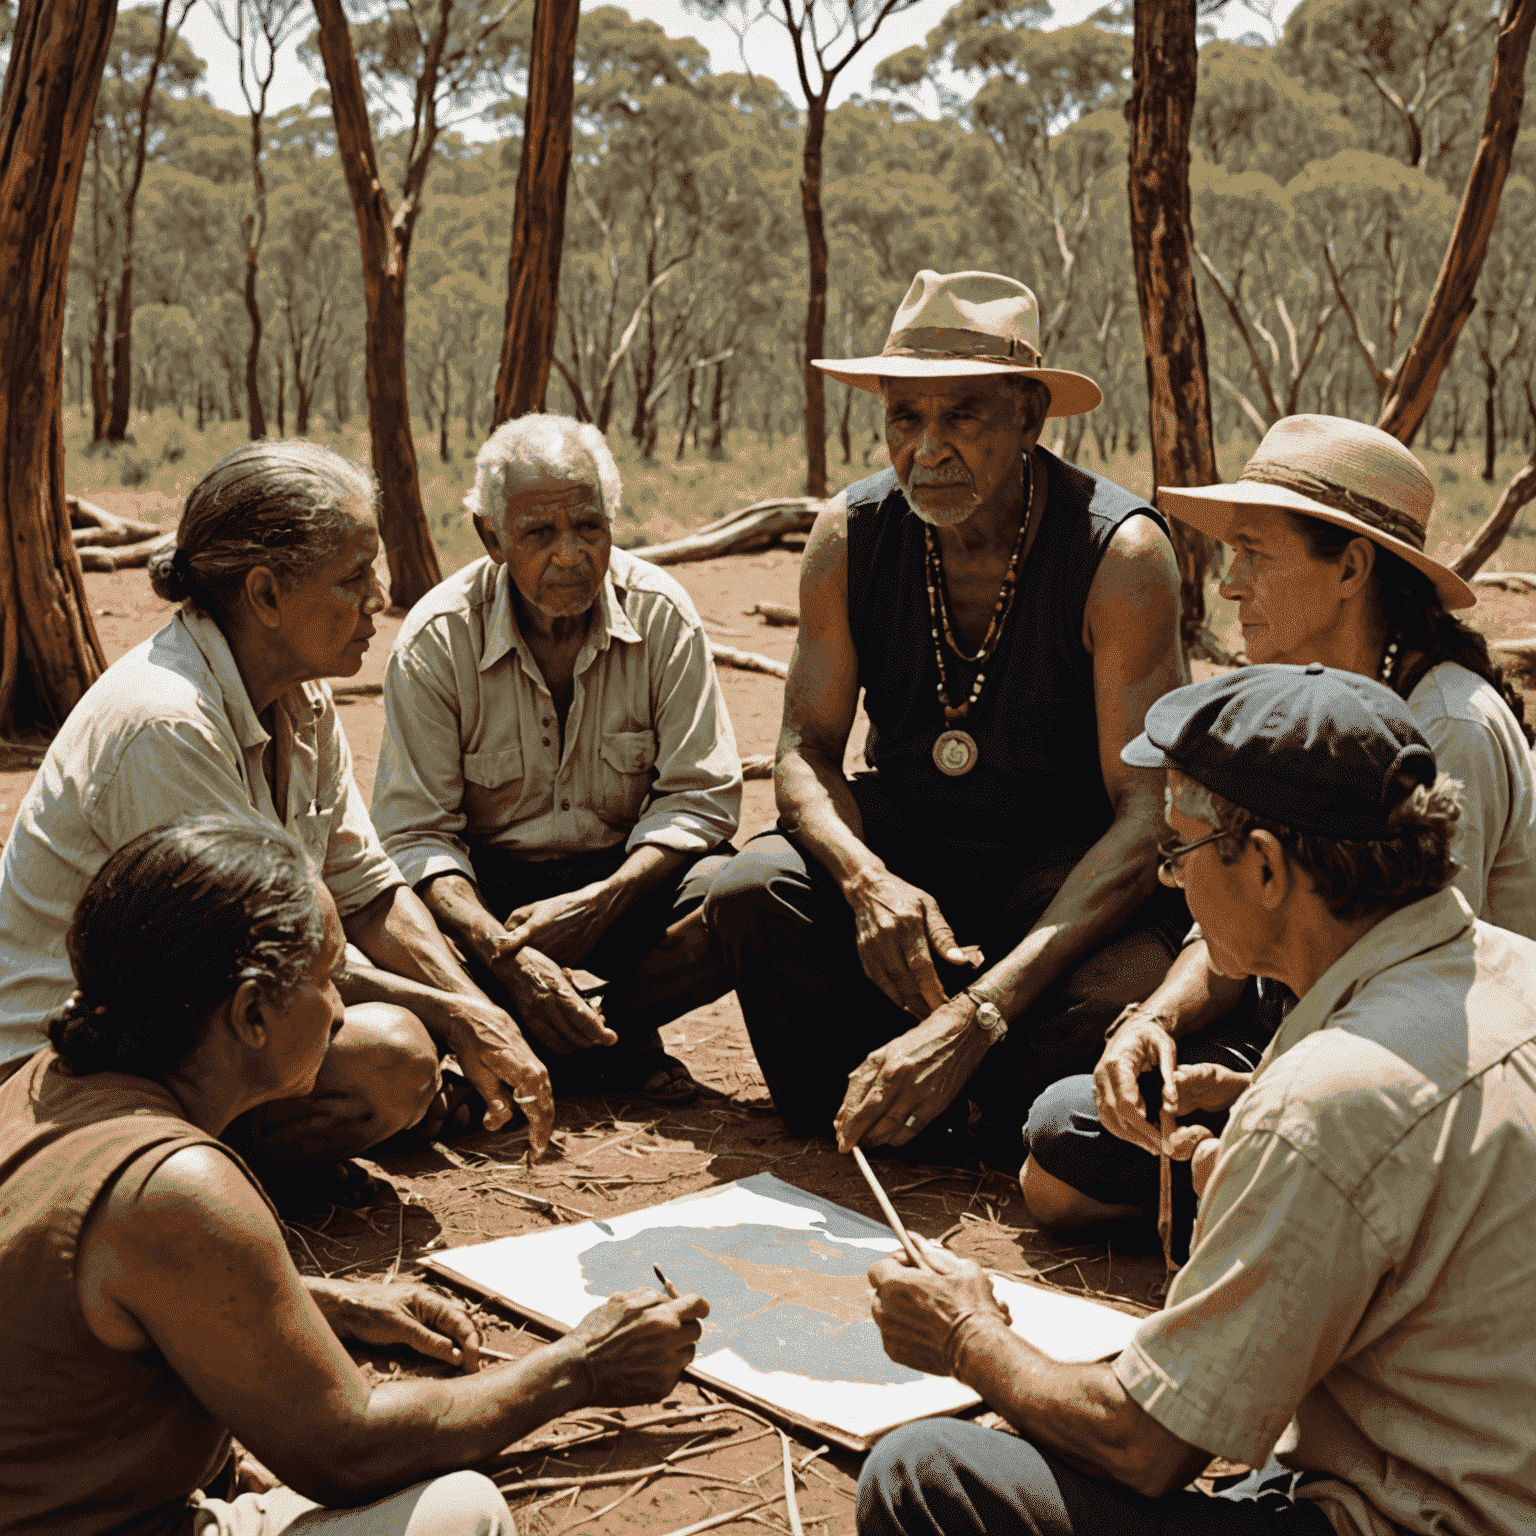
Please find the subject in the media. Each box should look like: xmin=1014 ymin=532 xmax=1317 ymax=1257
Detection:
xmin=463 ymin=414 xmax=622 ymax=527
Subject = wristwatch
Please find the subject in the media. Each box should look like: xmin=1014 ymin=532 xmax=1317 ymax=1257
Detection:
xmin=965 ymin=988 xmax=1009 ymax=1046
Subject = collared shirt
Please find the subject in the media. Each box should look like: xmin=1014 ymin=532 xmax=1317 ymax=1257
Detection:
xmin=1115 ymin=887 xmax=1536 ymax=1536
xmin=0 ymin=610 xmax=402 ymax=1064
xmin=372 ymin=548 xmax=741 ymax=886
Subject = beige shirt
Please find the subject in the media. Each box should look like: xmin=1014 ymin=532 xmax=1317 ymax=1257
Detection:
xmin=1116 ymin=886 xmax=1536 ymax=1536
xmin=1408 ymin=661 xmax=1536 ymax=938
xmin=372 ymin=549 xmax=741 ymax=886
xmin=0 ymin=611 xmax=402 ymax=1065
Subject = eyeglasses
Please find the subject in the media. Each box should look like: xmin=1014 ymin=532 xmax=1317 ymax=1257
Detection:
xmin=1156 ymin=829 xmax=1234 ymax=885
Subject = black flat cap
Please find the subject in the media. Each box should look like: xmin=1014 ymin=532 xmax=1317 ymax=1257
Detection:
xmin=1122 ymin=663 xmax=1437 ymax=839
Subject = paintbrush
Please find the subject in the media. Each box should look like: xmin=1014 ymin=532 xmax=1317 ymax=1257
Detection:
xmin=850 ymin=1144 xmax=938 ymax=1272
xmin=652 ymin=1263 xmax=681 ymax=1298
xmin=1158 ymin=1107 xmax=1178 ymax=1289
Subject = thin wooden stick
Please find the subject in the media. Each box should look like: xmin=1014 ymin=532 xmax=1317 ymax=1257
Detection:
xmin=652 ymin=1493 xmax=784 ymax=1536
xmin=850 ymin=1145 xmax=936 ymax=1271
xmin=779 ymin=1431 xmax=805 ymax=1536
xmin=1158 ymin=1107 xmax=1177 ymax=1290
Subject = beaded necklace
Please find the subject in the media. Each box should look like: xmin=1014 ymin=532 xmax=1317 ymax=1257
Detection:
xmin=1379 ymin=636 xmax=1401 ymax=687
xmin=923 ymin=453 xmax=1036 ymax=725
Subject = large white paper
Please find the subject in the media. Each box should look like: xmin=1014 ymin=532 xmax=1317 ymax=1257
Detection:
xmin=428 ymin=1172 xmax=1142 ymax=1448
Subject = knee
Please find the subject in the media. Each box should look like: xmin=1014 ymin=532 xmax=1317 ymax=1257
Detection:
xmin=340 ymin=1003 xmax=440 ymax=1136
xmin=702 ymin=851 xmax=785 ymax=946
xmin=410 ymin=1469 xmax=512 ymax=1534
xmin=857 ymin=1421 xmax=993 ymax=1536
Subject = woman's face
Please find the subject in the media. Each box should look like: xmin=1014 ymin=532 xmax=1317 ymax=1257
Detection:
xmin=1216 ymin=506 xmax=1370 ymax=667
xmin=276 ymin=500 xmax=386 ymax=679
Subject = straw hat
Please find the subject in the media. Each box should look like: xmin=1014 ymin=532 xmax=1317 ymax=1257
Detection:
xmin=1157 ymin=414 xmax=1475 ymax=611
xmin=811 ymin=269 xmax=1102 ymax=418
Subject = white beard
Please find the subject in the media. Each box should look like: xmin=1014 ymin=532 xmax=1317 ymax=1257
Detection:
xmin=898 ymin=469 xmax=980 ymax=527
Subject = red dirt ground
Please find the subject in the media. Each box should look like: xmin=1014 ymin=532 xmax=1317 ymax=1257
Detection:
xmin=5 ymin=547 xmax=1534 ymax=1534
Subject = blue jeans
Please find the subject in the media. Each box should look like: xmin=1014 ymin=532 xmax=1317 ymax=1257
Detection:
xmin=857 ymin=1420 xmax=1334 ymax=1536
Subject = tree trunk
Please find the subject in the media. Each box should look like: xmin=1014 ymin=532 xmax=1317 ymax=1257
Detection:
xmin=0 ymin=0 xmax=112 ymax=734
xmin=312 ymin=0 xmax=441 ymax=609
xmin=800 ymin=96 xmax=830 ymax=498
xmin=90 ymin=283 xmax=110 ymax=443
xmin=1484 ymin=353 xmax=1498 ymax=482
xmin=492 ymin=0 xmax=579 ymax=424
xmin=676 ymin=368 xmax=695 ymax=461
xmin=1376 ymin=0 xmax=1536 ymax=446
xmin=333 ymin=363 xmax=349 ymax=425
xmin=243 ymin=243 xmax=266 ymax=438
xmin=275 ymin=349 xmax=286 ymax=435
xmin=839 ymin=383 xmax=853 ymax=465
xmin=1127 ymin=0 xmax=1219 ymax=655
xmin=439 ymin=358 xmax=451 ymax=463
xmin=708 ymin=358 xmax=727 ymax=460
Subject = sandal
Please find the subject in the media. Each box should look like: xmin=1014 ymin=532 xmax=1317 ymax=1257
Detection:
xmin=416 ymin=1067 xmax=487 ymax=1143
xmin=627 ymin=1050 xmax=702 ymax=1107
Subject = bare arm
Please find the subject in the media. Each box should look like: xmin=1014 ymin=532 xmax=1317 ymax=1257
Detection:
xmin=88 ymin=1148 xmax=706 ymax=1508
xmin=778 ymin=502 xmax=976 ymax=1022
xmin=869 ymin=1252 xmax=1207 ymax=1499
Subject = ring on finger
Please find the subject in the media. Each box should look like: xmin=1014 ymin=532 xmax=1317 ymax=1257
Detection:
xmin=904 ymin=1114 xmax=917 ymax=1129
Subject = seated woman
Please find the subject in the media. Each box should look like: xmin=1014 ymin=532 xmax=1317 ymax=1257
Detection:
xmin=1022 ymin=414 xmax=1536 ymax=1249
xmin=0 ymin=441 xmax=558 ymax=1205
xmin=0 ymin=818 xmax=708 ymax=1535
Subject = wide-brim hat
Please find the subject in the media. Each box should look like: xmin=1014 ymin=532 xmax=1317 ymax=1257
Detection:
xmin=811 ymin=269 xmax=1103 ymax=418
xmin=1158 ymin=414 xmax=1474 ymax=611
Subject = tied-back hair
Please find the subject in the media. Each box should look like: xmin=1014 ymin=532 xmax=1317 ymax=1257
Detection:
xmin=1176 ymin=773 xmax=1462 ymax=922
xmin=148 ymin=440 xmax=375 ymax=617
xmin=46 ymin=817 xmax=326 ymax=1079
xmin=1290 ymin=512 xmax=1534 ymax=746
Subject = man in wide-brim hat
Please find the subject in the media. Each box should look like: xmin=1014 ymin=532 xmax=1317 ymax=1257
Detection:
xmin=706 ymin=269 xmax=1190 ymax=1163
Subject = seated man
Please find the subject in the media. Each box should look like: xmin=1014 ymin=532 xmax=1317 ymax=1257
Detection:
xmin=861 ymin=663 xmax=1536 ymax=1536
xmin=373 ymin=414 xmax=741 ymax=1105
xmin=705 ymin=269 xmax=1187 ymax=1161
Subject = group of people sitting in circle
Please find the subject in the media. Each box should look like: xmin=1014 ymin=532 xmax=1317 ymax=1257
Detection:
xmin=1 ymin=268 xmax=1531 ymax=1535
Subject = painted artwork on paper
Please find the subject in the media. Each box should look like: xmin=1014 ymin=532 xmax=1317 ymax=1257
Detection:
xmin=427 ymin=1172 xmax=1141 ymax=1449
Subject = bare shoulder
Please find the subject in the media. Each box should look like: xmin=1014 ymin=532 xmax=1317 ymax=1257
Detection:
xmin=100 ymin=1143 xmax=283 ymax=1255
xmin=1085 ymin=513 xmax=1182 ymax=651
xmin=799 ymin=495 xmax=850 ymax=611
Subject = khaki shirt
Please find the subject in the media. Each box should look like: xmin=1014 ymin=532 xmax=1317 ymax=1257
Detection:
xmin=1116 ymin=887 xmax=1536 ymax=1536
xmin=0 ymin=611 xmax=402 ymax=1065
xmin=372 ymin=549 xmax=741 ymax=886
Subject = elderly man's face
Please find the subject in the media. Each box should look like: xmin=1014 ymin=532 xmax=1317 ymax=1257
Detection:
xmin=883 ymin=376 xmax=1034 ymax=527
xmin=477 ymin=469 xmax=611 ymax=621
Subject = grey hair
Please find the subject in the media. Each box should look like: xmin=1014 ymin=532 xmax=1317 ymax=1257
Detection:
xmin=464 ymin=414 xmax=622 ymax=527
xmin=149 ymin=439 xmax=375 ymax=615
xmin=1170 ymin=772 xmax=1461 ymax=922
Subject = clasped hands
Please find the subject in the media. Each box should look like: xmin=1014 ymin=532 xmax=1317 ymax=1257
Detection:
xmin=309 ymin=1276 xmax=709 ymax=1405
xmin=835 ymin=868 xmax=989 ymax=1152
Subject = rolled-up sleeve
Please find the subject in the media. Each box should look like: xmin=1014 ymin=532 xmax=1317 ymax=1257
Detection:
xmin=315 ymin=700 xmax=404 ymax=915
xmin=1112 ymin=1128 xmax=1386 ymax=1466
xmin=627 ymin=611 xmax=741 ymax=855
xmin=1417 ymin=709 xmax=1504 ymax=921
xmin=373 ymin=642 xmax=479 ymax=888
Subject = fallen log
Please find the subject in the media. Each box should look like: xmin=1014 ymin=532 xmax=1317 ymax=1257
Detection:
xmin=708 ymin=643 xmax=788 ymax=680
xmin=1472 ymin=570 xmax=1536 ymax=593
xmin=77 ymin=531 xmax=175 ymax=572
xmin=636 ymin=498 xmax=828 ymax=565
xmin=67 ymin=495 xmax=164 ymax=546
xmin=741 ymin=752 xmax=774 ymax=780
xmin=747 ymin=601 xmax=799 ymax=626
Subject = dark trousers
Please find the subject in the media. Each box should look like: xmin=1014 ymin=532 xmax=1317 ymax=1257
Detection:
xmin=703 ymin=776 xmax=1187 ymax=1147
xmin=1024 ymin=982 xmax=1283 ymax=1260
xmin=467 ymin=841 xmax=733 ymax=1088
xmin=858 ymin=1421 xmax=1333 ymax=1536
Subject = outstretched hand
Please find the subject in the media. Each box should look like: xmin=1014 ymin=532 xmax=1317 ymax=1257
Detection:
xmin=846 ymin=869 xmax=981 ymax=1018
xmin=308 ymin=1279 xmax=484 ymax=1371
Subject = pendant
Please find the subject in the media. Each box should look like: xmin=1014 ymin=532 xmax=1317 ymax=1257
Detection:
xmin=933 ymin=729 xmax=979 ymax=777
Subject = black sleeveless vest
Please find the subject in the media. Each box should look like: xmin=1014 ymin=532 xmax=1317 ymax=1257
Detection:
xmin=845 ymin=453 xmax=1168 ymax=864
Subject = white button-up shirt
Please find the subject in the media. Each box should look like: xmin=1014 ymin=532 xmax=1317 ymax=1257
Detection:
xmin=1116 ymin=887 xmax=1536 ymax=1536
xmin=0 ymin=610 xmax=403 ymax=1064
xmin=372 ymin=548 xmax=741 ymax=887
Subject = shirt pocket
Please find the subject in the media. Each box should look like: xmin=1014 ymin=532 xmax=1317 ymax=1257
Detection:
xmin=461 ymin=745 xmax=526 ymax=837
xmin=596 ymin=729 xmax=658 ymax=824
